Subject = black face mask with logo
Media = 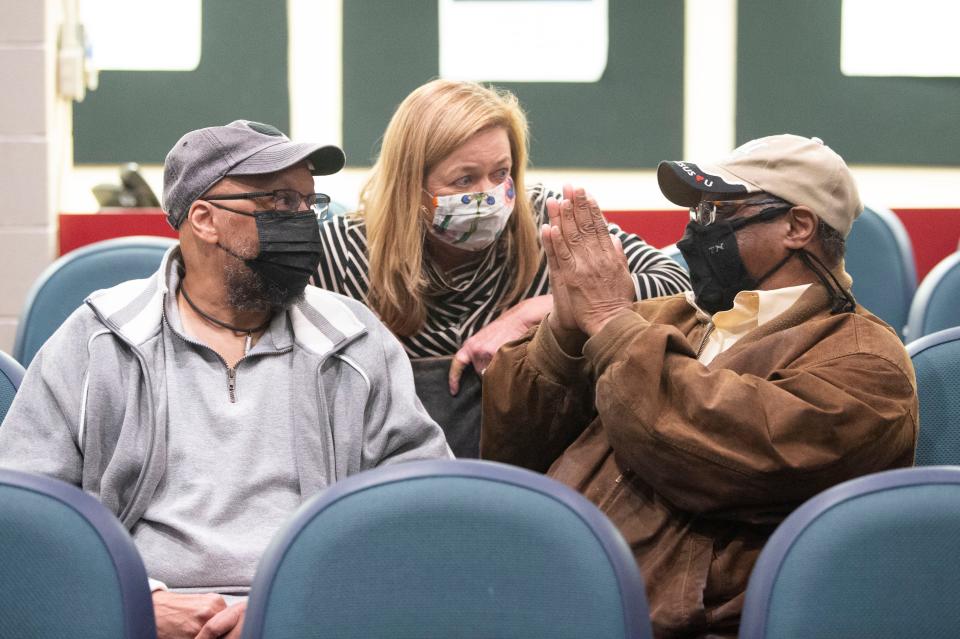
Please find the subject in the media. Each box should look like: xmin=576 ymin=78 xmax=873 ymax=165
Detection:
xmin=677 ymin=205 xmax=795 ymax=315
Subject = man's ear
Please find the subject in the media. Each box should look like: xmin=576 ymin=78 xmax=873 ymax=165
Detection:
xmin=186 ymin=200 xmax=220 ymax=245
xmin=783 ymin=206 xmax=817 ymax=251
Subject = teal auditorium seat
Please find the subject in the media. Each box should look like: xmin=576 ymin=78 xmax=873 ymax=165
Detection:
xmin=740 ymin=467 xmax=960 ymax=639
xmin=661 ymin=242 xmax=687 ymax=270
xmin=327 ymin=199 xmax=354 ymax=217
xmin=13 ymin=236 xmax=175 ymax=366
xmin=0 ymin=469 xmax=156 ymax=638
xmin=0 ymin=349 xmax=25 ymax=425
xmin=242 ymin=459 xmax=652 ymax=639
xmin=844 ymin=205 xmax=916 ymax=340
xmin=905 ymin=251 xmax=960 ymax=341
xmin=907 ymin=326 xmax=960 ymax=466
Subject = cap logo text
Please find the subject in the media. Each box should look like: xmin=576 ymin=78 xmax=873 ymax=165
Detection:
xmin=676 ymin=162 xmax=714 ymax=188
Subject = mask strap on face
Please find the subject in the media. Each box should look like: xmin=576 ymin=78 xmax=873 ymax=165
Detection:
xmin=729 ymin=204 xmax=793 ymax=231
xmin=728 ymin=204 xmax=795 ymax=289
xmin=752 ymin=250 xmax=797 ymax=289
xmin=797 ymin=250 xmax=856 ymax=314
xmin=217 ymin=241 xmax=254 ymax=262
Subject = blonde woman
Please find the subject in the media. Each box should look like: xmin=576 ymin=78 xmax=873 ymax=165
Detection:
xmin=314 ymin=79 xmax=689 ymax=396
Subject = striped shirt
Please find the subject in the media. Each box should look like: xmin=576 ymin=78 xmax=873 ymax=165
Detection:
xmin=314 ymin=184 xmax=690 ymax=357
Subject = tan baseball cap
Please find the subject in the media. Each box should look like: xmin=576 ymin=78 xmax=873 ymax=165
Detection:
xmin=657 ymin=134 xmax=863 ymax=237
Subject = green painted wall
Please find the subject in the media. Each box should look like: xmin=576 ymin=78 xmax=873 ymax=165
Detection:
xmin=73 ymin=0 xmax=289 ymax=164
xmin=343 ymin=0 xmax=685 ymax=169
xmin=71 ymin=2 xmax=960 ymax=167
xmin=737 ymin=0 xmax=960 ymax=165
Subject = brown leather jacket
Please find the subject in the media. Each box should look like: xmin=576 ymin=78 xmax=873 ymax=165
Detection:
xmin=481 ymin=280 xmax=918 ymax=638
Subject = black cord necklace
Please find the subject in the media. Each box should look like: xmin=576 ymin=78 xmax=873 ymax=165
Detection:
xmin=179 ymin=284 xmax=272 ymax=354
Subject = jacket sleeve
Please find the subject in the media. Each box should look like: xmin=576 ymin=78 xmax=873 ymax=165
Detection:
xmin=359 ymin=318 xmax=453 ymax=468
xmin=480 ymin=320 xmax=598 ymax=473
xmin=583 ymin=309 xmax=918 ymax=515
xmin=0 ymin=313 xmax=90 ymax=485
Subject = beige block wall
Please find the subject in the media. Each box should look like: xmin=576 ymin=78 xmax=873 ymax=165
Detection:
xmin=0 ymin=0 xmax=70 ymax=357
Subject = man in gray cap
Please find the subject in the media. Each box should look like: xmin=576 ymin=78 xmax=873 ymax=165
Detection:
xmin=0 ymin=120 xmax=451 ymax=638
xmin=481 ymin=135 xmax=917 ymax=637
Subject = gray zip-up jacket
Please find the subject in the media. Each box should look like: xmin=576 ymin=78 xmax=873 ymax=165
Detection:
xmin=0 ymin=247 xmax=452 ymax=529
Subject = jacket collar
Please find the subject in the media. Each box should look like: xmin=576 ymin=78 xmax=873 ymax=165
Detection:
xmin=709 ymin=261 xmax=855 ymax=365
xmin=85 ymin=244 xmax=366 ymax=358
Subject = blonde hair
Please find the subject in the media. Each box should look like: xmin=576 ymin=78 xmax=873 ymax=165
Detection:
xmin=359 ymin=79 xmax=539 ymax=336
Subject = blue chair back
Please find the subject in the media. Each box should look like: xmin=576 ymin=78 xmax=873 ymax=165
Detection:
xmin=661 ymin=242 xmax=687 ymax=270
xmin=13 ymin=236 xmax=175 ymax=366
xmin=0 ymin=469 xmax=156 ymax=638
xmin=741 ymin=466 xmax=960 ymax=639
xmin=327 ymin=200 xmax=355 ymax=217
xmin=905 ymin=251 xmax=960 ymax=341
xmin=845 ymin=206 xmax=917 ymax=340
xmin=243 ymin=459 xmax=652 ymax=639
xmin=0 ymin=349 xmax=25 ymax=425
xmin=907 ymin=326 xmax=960 ymax=465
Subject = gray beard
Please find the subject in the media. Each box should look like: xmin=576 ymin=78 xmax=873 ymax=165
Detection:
xmin=220 ymin=241 xmax=305 ymax=312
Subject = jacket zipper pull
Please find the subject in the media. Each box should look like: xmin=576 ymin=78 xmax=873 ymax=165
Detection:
xmin=696 ymin=323 xmax=716 ymax=358
xmin=227 ymin=368 xmax=237 ymax=403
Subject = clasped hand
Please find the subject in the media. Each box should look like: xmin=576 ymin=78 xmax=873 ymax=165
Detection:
xmin=542 ymin=185 xmax=636 ymax=340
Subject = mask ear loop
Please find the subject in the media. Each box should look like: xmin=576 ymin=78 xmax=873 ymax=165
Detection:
xmin=732 ymin=205 xmax=795 ymax=289
xmin=797 ymin=250 xmax=857 ymax=314
xmin=737 ymin=205 xmax=855 ymax=314
xmin=752 ymin=250 xmax=797 ymax=289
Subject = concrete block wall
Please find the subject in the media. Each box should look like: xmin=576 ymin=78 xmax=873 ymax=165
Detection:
xmin=0 ymin=0 xmax=71 ymax=356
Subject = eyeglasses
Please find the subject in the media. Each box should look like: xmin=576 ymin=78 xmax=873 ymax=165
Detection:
xmin=203 ymin=189 xmax=332 ymax=220
xmin=689 ymin=198 xmax=789 ymax=226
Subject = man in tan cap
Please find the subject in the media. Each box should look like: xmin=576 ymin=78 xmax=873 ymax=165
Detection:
xmin=481 ymin=135 xmax=918 ymax=638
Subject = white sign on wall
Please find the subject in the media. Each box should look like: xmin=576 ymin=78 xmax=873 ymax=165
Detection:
xmin=79 ymin=0 xmax=202 ymax=71
xmin=841 ymin=0 xmax=960 ymax=77
xmin=439 ymin=0 xmax=608 ymax=82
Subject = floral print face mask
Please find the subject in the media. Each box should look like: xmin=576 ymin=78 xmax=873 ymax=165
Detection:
xmin=425 ymin=177 xmax=516 ymax=251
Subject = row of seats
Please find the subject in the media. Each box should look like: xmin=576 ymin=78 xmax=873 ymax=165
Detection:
xmin=9 ymin=206 xmax=960 ymax=368
xmin=663 ymin=205 xmax=960 ymax=342
xmin=0 ymin=225 xmax=958 ymax=636
xmin=5 ymin=458 xmax=960 ymax=638
xmin=0 ymin=460 xmax=652 ymax=639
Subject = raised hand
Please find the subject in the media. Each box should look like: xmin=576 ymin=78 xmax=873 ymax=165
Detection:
xmin=543 ymin=186 xmax=635 ymax=337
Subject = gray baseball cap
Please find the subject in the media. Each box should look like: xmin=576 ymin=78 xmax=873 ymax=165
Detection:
xmin=162 ymin=119 xmax=346 ymax=229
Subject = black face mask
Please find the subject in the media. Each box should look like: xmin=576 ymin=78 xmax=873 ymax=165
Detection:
xmin=212 ymin=206 xmax=323 ymax=300
xmin=243 ymin=210 xmax=323 ymax=295
xmin=677 ymin=205 xmax=794 ymax=314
